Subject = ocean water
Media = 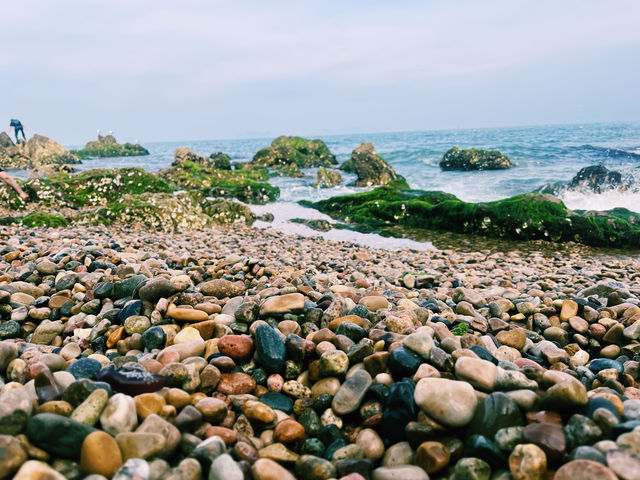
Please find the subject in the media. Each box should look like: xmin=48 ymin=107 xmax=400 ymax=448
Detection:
xmin=71 ymin=121 xmax=640 ymax=214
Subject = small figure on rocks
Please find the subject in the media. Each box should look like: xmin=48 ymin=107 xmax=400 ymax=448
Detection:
xmin=8 ymin=118 xmax=27 ymax=143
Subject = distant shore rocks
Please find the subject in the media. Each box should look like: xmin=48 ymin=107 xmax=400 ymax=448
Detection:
xmin=173 ymin=147 xmax=229 ymax=170
xmin=347 ymin=142 xmax=403 ymax=186
xmin=0 ymin=133 xmax=80 ymax=170
xmin=73 ymin=134 xmax=149 ymax=159
xmin=252 ymin=136 xmax=337 ymax=168
xmin=440 ymin=146 xmax=514 ymax=171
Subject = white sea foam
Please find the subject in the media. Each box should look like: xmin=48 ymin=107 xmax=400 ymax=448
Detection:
xmin=560 ymin=189 xmax=640 ymax=214
xmin=249 ymin=202 xmax=434 ymax=251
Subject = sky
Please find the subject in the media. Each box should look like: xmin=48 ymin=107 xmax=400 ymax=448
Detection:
xmin=1 ymin=1 xmax=639 ymax=145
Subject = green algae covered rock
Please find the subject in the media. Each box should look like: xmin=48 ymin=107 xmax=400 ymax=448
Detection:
xmin=49 ymin=167 xmax=172 ymax=207
xmin=173 ymin=147 xmax=231 ymax=170
xmin=349 ymin=142 xmax=402 ymax=186
xmin=209 ymin=152 xmax=232 ymax=170
xmin=253 ymin=136 xmax=337 ymax=169
xmin=93 ymin=192 xmax=214 ymax=232
xmin=202 ymin=198 xmax=256 ymax=225
xmin=72 ymin=134 xmax=149 ymax=158
xmin=440 ymin=147 xmax=514 ymax=171
xmin=308 ymin=181 xmax=640 ymax=248
xmin=314 ymin=167 xmax=342 ymax=188
xmin=161 ymin=161 xmax=279 ymax=204
xmin=21 ymin=212 xmax=68 ymax=228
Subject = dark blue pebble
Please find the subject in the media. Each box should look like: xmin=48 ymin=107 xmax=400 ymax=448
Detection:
xmin=588 ymin=358 xmax=623 ymax=375
xmin=387 ymin=347 xmax=422 ymax=379
xmin=118 ymin=300 xmax=143 ymax=322
xmin=469 ymin=345 xmax=499 ymax=365
xmin=66 ymin=358 xmax=102 ymax=380
xmin=381 ymin=379 xmax=415 ymax=444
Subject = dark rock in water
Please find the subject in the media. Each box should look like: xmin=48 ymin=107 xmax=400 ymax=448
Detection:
xmin=349 ymin=142 xmax=402 ymax=186
xmin=465 ymin=434 xmax=507 ymax=469
xmin=66 ymin=357 xmax=102 ymax=379
xmin=74 ymin=134 xmax=149 ymax=158
xmin=314 ymin=167 xmax=342 ymax=188
xmin=254 ymin=324 xmax=286 ymax=373
xmin=569 ymin=165 xmax=631 ymax=193
xmin=440 ymin=146 xmax=514 ymax=171
xmin=523 ymin=422 xmax=566 ymax=465
xmin=387 ymin=347 xmax=422 ymax=379
xmin=96 ymin=364 xmax=166 ymax=396
xmin=141 ymin=326 xmax=166 ymax=350
xmin=381 ymin=379 xmax=416 ymax=444
xmin=588 ymin=358 xmax=623 ymax=375
xmin=290 ymin=218 xmax=333 ymax=232
xmin=118 ymin=299 xmax=143 ymax=322
xmin=27 ymin=413 xmax=96 ymax=458
xmin=259 ymin=391 xmax=293 ymax=413
xmin=467 ymin=392 xmax=522 ymax=440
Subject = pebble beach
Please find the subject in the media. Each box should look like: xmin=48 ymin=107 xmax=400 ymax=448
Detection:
xmin=0 ymin=223 xmax=639 ymax=480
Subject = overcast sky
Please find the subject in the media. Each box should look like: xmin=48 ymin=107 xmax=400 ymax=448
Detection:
xmin=2 ymin=1 xmax=639 ymax=145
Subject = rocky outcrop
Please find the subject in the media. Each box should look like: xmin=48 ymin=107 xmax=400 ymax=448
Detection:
xmin=161 ymin=159 xmax=279 ymax=204
xmin=349 ymin=143 xmax=402 ymax=186
xmin=93 ymin=192 xmax=213 ymax=231
xmin=0 ymin=134 xmax=80 ymax=170
xmin=209 ymin=152 xmax=232 ymax=170
xmin=440 ymin=147 xmax=514 ymax=171
xmin=314 ymin=167 xmax=342 ymax=188
xmin=252 ymin=136 xmax=336 ymax=169
xmin=202 ymin=198 xmax=255 ymax=225
xmin=73 ymin=135 xmax=149 ymax=158
xmin=306 ymin=180 xmax=640 ymax=248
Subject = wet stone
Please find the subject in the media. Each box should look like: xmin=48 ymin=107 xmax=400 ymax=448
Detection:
xmin=387 ymin=347 xmax=422 ymax=379
xmin=467 ymin=392 xmax=523 ymax=440
xmin=67 ymin=357 xmax=102 ymax=380
xmin=332 ymin=369 xmax=372 ymax=415
xmin=259 ymin=391 xmax=293 ymax=413
xmin=27 ymin=413 xmax=96 ymax=459
xmin=255 ymin=324 xmax=286 ymax=373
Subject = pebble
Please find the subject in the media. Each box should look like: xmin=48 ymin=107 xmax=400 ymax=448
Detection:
xmin=80 ymin=431 xmax=123 ymax=477
xmin=414 ymin=377 xmax=477 ymax=427
xmin=332 ymin=369 xmax=372 ymax=415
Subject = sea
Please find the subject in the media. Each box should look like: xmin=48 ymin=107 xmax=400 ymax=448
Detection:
xmin=42 ymin=122 xmax=640 ymax=251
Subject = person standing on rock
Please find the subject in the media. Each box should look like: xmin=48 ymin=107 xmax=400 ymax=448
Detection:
xmin=8 ymin=119 xmax=27 ymax=143
xmin=0 ymin=168 xmax=28 ymax=201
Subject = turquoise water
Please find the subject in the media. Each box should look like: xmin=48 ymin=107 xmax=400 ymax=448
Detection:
xmin=71 ymin=121 xmax=640 ymax=212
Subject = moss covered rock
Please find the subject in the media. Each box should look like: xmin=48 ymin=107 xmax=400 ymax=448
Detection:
xmin=440 ymin=147 xmax=514 ymax=171
xmin=202 ymin=198 xmax=256 ymax=225
xmin=308 ymin=182 xmax=640 ymax=248
xmin=73 ymin=135 xmax=149 ymax=158
xmin=252 ymin=136 xmax=336 ymax=169
xmin=161 ymin=161 xmax=278 ymax=204
xmin=49 ymin=167 xmax=172 ymax=207
xmin=209 ymin=152 xmax=232 ymax=170
xmin=92 ymin=192 xmax=213 ymax=232
xmin=349 ymin=143 xmax=402 ymax=186
xmin=21 ymin=212 xmax=68 ymax=228
xmin=0 ymin=134 xmax=80 ymax=169
xmin=314 ymin=167 xmax=342 ymax=188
